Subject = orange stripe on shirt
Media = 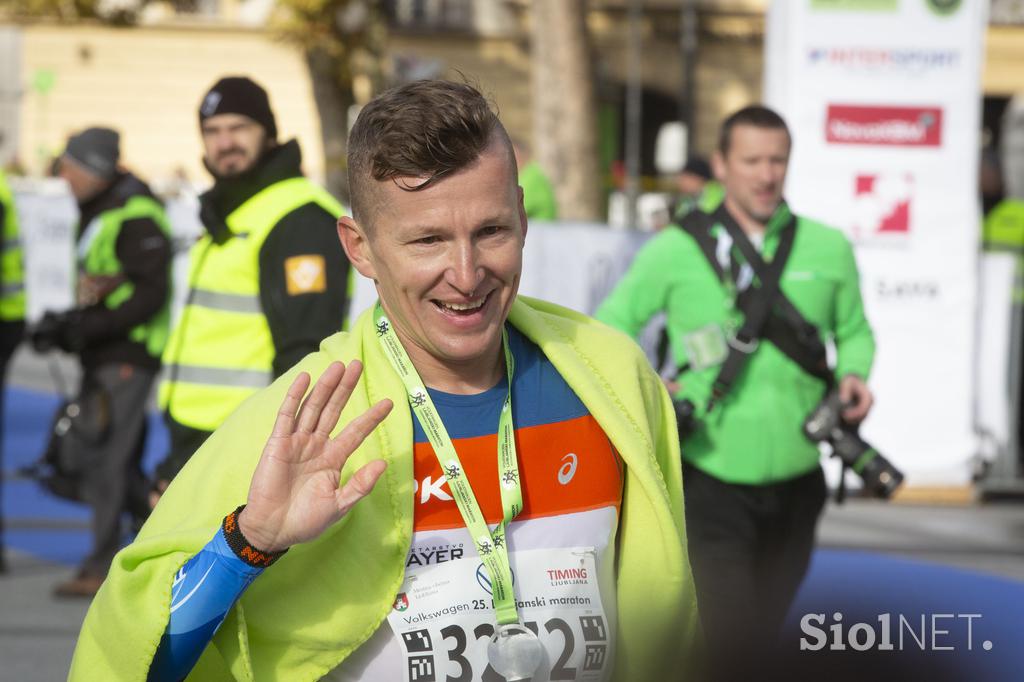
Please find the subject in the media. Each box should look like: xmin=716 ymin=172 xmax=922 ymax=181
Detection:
xmin=412 ymin=414 xmax=622 ymax=532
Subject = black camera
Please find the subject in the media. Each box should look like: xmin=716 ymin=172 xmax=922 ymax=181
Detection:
xmin=29 ymin=310 xmax=84 ymax=354
xmin=803 ymin=389 xmax=904 ymax=498
xmin=674 ymin=398 xmax=699 ymax=440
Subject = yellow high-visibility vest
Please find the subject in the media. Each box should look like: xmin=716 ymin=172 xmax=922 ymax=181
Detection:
xmin=159 ymin=177 xmax=349 ymax=431
xmin=78 ymin=194 xmax=172 ymax=356
xmin=984 ymin=198 xmax=1024 ymax=303
xmin=0 ymin=171 xmax=25 ymax=322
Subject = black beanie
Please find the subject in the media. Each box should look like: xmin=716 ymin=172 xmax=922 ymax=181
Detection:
xmin=198 ymin=76 xmax=278 ymax=140
xmin=682 ymin=157 xmax=712 ymax=181
xmin=64 ymin=127 xmax=120 ymax=179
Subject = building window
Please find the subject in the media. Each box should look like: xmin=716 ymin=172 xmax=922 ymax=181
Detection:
xmin=385 ymin=0 xmax=475 ymax=32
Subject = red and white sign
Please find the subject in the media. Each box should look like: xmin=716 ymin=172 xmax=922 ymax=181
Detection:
xmin=826 ymin=105 xmax=943 ymax=147
xmin=853 ymin=173 xmax=913 ymax=240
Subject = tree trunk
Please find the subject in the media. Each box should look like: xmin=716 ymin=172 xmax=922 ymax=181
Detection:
xmin=305 ymin=46 xmax=354 ymax=206
xmin=530 ymin=0 xmax=602 ymax=221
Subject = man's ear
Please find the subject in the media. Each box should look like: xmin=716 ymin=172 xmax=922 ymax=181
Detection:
xmin=517 ymin=184 xmax=528 ymax=242
xmin=337 ymin=216 xmax=377 ymax=280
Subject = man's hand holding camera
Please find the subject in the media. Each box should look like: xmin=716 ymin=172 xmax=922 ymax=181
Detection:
xmin=838 ymin=374 xmax=873 ymax=423
xmin=29 ymin=310 xmax=86 ymax=354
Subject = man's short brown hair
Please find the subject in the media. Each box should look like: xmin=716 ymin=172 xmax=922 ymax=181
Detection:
xmin=347 ymin=80 xmax=513 ymax=225
xmin=718 ymin=105 xmax=791 ymax=157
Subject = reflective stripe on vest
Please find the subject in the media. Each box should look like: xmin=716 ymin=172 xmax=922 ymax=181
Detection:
xmin=190 ymin=288 xmax=263 ymax=314
xmin=0 ymin=172 xmax=25 ymax=322
xmin=80 ymin=194 xmax=172 ymax=357
xmin=159 ymin=177 xmax=346 ymax=432
xmin=163 ymin=364 xmax=273 ymax=389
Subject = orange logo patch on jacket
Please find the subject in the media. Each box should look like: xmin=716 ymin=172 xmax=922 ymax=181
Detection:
xmin=284 ymin=255 xmax=327 ymax=295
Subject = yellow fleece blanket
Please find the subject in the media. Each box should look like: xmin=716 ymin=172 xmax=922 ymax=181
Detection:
xmin=69 ymin=296 xmax=699 ymax=681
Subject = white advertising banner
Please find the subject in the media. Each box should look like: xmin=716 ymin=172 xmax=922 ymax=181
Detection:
xmin=765 ymin=0 xmax=988 ymax=485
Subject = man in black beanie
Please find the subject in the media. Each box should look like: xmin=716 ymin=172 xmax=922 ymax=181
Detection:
xmin=151 ymin=76 xmax=353 ymax=502
xmin=32 ymin=126 xmax=172 ymax=597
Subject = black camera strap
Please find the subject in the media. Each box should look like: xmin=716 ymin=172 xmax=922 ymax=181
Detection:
xmin=678 ymin=206 xmax=865 ymax=502
xmin=678 ymin=206 xmax=833 ymax=413
xmin=716 ymin=207 xmax=834 ymax=386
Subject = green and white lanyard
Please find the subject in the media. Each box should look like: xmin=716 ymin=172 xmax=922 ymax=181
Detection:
xmin=374 ymin=303 xmax=524 ymax=626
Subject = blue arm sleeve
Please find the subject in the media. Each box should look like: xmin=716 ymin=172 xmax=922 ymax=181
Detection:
xmin=147 ymin=530 xmax=264 ymax=682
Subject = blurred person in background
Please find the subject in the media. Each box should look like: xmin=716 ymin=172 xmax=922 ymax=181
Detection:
xmin=597 ymin=105 xmax=875 ymax=675
xmin=982 ymin=153 xmax=1024 ymax=457
xmin=71 ymin=79 xmax=697 ymax=682
xmin=513 ymin=137 xmax=558 ymax=220
xmin=31 ymin=127 xmax=172 ymax=597
xmin=0 ymin=163 xmax=26 ymax=574
xmin=671 ymin=155 xmax=723 ymax=222
xmin=980 ymin=146 xmax=1005 ymax=218
xmin=151 ymin=76 xmax=353 ymax=504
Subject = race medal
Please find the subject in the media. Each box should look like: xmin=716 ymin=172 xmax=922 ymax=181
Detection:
xmin=488 ymin=623 xmax=544 ymax=681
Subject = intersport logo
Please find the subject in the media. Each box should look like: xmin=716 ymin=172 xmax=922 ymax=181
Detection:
xmin=826 ymin=105 xmax=943 ymax=147
xmin=807 ymin=47 xmax=959 ymax=73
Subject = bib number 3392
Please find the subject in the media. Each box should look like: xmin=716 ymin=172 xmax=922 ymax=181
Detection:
xmin=387 ymin=547 xmax=612 ymax=682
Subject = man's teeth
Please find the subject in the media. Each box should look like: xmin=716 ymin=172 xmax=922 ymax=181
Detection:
xmin=440 ymin=298 xmax=485 ymax=312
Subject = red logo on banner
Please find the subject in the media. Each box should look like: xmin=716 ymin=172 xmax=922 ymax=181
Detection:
xmin=826 ymin=105 xmax=942 ymax=147
xmin=853 ymin=174 xmax=913 ymax=242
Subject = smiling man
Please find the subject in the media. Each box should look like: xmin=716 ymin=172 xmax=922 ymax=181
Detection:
xmin=597 ymin=105 xmax=876 ymax=673
xmin=70 ymin=80 xmax=698 ymax=682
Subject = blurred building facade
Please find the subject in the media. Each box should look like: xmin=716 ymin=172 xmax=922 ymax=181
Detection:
xmin=0 ymin=0 xmax=1022 ymax=193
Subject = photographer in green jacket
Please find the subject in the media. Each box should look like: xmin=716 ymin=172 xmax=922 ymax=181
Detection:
xmin=597 ymin=105 xmax=875 ymax=672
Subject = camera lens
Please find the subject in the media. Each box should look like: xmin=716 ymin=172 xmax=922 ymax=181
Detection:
xmin=860 ymin=455 xmax=904 ymax=498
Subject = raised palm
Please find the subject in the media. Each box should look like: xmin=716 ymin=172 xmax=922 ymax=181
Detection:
xmin=238 ymin=360 xmax=393 ymax=553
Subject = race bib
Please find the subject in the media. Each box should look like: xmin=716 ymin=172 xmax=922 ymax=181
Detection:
xmin=386 ymin=547 xmax=612 ymax=682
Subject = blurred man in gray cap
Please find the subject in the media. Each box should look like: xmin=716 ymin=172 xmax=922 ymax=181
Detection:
xmin=31 ymin=126 xmax=172 ymax=597
xmin=151 ymin=76 xmax=353 ymax=502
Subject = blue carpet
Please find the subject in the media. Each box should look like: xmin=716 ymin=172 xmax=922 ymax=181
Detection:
xmin=2 ymin=385 xmax=167 ymax=566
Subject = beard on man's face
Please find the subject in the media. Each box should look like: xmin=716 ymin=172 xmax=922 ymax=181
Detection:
xmin=207 ymin=147 xmax=260 ymax=179
xmin=204 ymin=135 xmax=274 ymax=181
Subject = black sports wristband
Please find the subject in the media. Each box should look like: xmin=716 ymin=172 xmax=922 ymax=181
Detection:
xmin=222 ymin=504 xmax=288 ymax=568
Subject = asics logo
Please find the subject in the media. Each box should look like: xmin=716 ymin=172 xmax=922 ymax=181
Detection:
xmin=558 ymin=453 xmax=579 ymax=485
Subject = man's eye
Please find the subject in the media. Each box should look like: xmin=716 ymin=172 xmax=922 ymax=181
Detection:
xmin=415 ymin=235 xmax=440 ymax=245
xmin=481 ymin=225 xmax=504 ymax=236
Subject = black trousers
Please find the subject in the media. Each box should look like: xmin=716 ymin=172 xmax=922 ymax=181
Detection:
xmin=683 ymin=462 xmax=826 ymax=670
xmin=61 ymin=363 xmax=155 ymax=577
